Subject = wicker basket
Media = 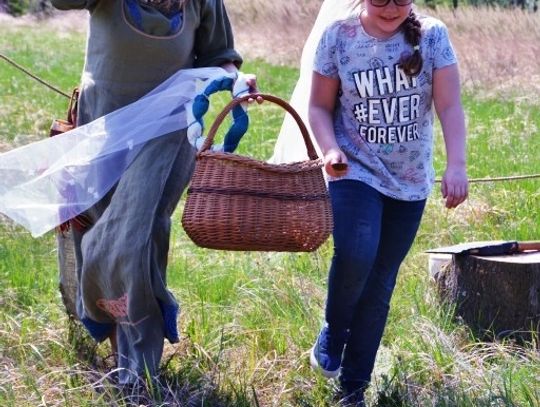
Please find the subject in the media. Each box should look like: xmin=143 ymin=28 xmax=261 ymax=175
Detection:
xmin=181 ymin=93 xmax=333 ymax=252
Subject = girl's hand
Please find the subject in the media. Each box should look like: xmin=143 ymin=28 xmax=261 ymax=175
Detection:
xmin=324 ymin=148 xmax=348 ymax=177
xmin=441 ymin=164 xmax=468 ymax=208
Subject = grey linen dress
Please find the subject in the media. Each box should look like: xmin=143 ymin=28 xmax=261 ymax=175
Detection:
xmin=50 ymin=0 xmax=242 ymax=383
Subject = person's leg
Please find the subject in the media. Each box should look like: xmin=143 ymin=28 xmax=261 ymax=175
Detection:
xmin=78 ymin=131 xmax=195 ymax=384
xmin=148 ymin=131 xmax=196 ymax=344
xmin=325 ymin=181 xmax=384 ymax=331
xmin=71 ymin=188 xmax=117 ymax=346
xmin=339 ymin=196 xmax=426 ymax=394
xmin=311 ymin=180 xmax=383 ymax=377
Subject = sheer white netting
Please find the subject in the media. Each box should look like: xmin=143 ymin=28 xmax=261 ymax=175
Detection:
xmin=0 ymin=67 xmax=233 ymax=237
xmin=0 ymin=1 xmax=361 ymax=237
xmin=270 ymin=0 xmax=360 ymax=164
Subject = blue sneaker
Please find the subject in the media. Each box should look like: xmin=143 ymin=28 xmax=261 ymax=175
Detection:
xmin=310 ymin=324 xmax=348 ymax=378
xmin=339 ymin=390 xmax=365 ymax=407
xmin=339 ymin=380 xmax=367 ymax=407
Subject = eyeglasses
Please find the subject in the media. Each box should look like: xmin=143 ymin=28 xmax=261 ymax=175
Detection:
xmin=369 ymin=0 xmax=413 ymax=7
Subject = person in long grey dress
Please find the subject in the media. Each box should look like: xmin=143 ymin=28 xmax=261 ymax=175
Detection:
xmin=50 ymin=0 xmax=253 ymax=384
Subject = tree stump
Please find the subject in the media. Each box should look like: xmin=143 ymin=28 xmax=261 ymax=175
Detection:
xmin=432 ymin=252 xmax=540 ymax=342
xmin=57 ymin=229 xmax=79 ymax=318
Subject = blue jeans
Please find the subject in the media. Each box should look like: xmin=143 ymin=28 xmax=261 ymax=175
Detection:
xmin=325 ymin=180 xmax=426 ymax=386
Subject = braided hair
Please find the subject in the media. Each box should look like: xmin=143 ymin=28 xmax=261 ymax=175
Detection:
xmin=398 ymin=11 xmax=423 ymax=76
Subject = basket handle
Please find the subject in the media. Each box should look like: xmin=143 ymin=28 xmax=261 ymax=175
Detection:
xmin=201 ymin=93 xmax=320 ymax=161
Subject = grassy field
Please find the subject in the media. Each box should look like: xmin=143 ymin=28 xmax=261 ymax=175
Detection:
xmin=1 ymin=4 xmax=540 ymax=407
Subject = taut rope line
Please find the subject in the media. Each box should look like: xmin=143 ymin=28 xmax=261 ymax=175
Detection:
xmin=436 ymin=173 xmax=540 ymax=184
xmin=0 ymin=52 xmax=71 ymax=99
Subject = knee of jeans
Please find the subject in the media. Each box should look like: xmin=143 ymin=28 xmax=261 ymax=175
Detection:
xmin=332 ymin=250 xmax=375 ymax=279
xmin=333 ymin=245 xmax=377 ymax=270
xmin=331 ymin=255 xmax=375 ymax=287
xmin=359 ymin=295 xmax=391 ymax=319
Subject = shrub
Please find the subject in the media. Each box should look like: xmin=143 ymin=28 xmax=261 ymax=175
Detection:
xmin=3 ymin=0 xmax=53 ymax=16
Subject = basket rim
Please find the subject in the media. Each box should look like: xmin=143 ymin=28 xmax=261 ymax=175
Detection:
xmin=196 ymin=151 xmax=324 ymax=173
xmin=187 ymin=185 xmax=330 ymax=200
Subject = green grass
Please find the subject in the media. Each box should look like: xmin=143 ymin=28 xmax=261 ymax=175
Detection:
xmin=1 ymin=22 xmax=539 ymax=407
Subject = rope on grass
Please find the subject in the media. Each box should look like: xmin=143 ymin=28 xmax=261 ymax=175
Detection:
xmin=435 ymin=173 xmax=540 ymax=183
xmin=0 ymin=52 xmax=71 ymax=99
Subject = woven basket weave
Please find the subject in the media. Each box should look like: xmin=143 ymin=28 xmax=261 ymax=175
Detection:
xmin=181 ymin=93 xmax=333 ymax=252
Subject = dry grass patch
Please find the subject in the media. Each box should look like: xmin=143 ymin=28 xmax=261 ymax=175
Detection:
xmin=227 ymin=2 xmax=540 ymax=100
xmin=3 ymin=3 xmax=539 ymax=99
xmin=442 ymin=197 xmax=505 ymax=228
xmin=437 ymin=7 xmax=540 ymax=100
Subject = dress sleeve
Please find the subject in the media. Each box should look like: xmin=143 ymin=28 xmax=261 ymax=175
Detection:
xmin=313 ymin=23 xmax=339 ymax=79
xmin=193 ymin=0 xmax=243 ymax=68
xmin=50 ymin=0 xmax=98 ymax=10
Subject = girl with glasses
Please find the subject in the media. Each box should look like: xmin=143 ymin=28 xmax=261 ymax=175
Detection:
xmin=304 ymin=0 xmax=468 ymax=404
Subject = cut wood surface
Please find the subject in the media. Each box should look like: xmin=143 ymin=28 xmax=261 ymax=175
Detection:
xmin=432 ymin=251 xmax=540 ymax=341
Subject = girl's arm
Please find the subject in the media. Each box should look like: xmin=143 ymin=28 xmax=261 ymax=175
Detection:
xmin=433 ymin=64 xmax=469 ymax=209
xmin=308 ymin=72 xmax=347 ymax=177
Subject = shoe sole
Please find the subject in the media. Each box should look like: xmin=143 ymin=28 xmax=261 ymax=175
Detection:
xmin=309 ymin=346 xmax=340 ymax=378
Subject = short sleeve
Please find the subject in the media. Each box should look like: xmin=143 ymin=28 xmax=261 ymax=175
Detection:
xmin=313 ymin=23 xmax=339 ymax=79
xmin=431 ymin=22 xmax=457 ymax=70
xmin=194 ymin=0 xmax=243 ymax=68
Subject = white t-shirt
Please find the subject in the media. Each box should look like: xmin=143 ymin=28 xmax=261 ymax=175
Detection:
xmin=314 ymin=14 xmax=457 ymax=200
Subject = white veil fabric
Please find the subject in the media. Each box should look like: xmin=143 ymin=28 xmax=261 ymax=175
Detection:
xmin=0 ymin=2 xmax=361 ymax=237
xmin=270 ymin=0 xmax=360 ymax=164
xmin=0 ymin=67 xmax=234 ymax=237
